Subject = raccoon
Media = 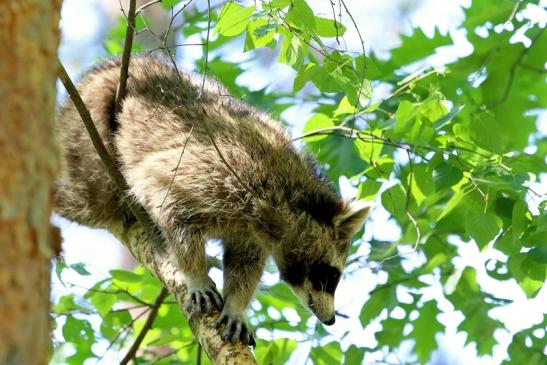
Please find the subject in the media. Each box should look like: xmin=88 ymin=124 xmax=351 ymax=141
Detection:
xmin=55 ymin=55 xmax=371 ymax=346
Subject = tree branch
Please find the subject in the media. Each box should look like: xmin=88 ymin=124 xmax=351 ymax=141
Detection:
xmin=120 ymin=288 xmax=169 ymax=365
xmin=115 ymin=0 xmax=137 ymax=116
xmin=57 ymin=63 xmax=257 ymax=364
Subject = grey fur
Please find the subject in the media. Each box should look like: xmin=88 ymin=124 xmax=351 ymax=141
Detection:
xmin=55 ymin=55 xmax=371 ymax=345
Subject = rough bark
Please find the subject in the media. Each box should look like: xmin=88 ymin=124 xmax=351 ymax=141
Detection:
xmin=0 ymin=1 xmax=61 ymax=365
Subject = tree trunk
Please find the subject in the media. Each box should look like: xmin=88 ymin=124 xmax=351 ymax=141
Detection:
xmin=0 ymin=1 xmax=61 ymax=365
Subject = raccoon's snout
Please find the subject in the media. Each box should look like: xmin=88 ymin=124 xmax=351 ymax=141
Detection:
xmin=307 ymin=293 xmax=335 ymax=325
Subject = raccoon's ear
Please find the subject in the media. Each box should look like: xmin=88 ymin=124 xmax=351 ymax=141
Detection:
xmin=333 ymin=200 xmax=372 ymax=240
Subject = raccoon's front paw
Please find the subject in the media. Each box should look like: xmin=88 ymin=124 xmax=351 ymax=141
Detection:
xmin=185 ymin=276 xmax=223 ymax=316
xmin=213 ymin=311 xmax=256 ymax=347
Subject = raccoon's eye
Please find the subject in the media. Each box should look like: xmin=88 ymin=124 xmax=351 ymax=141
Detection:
xmin=280 ymin=260 xmax=306 ymax=287
xmin=308 ymin=262 xmax=341 ymax=294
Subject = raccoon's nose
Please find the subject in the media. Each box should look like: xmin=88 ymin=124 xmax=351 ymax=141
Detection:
xmin=323 ymin=316 xmax=335 ymax=326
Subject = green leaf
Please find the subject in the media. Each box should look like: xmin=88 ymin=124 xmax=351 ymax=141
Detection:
xmin=160 ymin=0 xmax=179 ymax=9
xmin=54 ymin=294 xmax=94 ymax=315
xmin=302 ymin=113 xmax=334 ymax=142
xmin=436 ymin=179 xmax=467 ymax=222
xmin=343 ymin=345 xmax=365 ymax=365
xmin=464 ymin=212 xmax=502 ymax=249
xmin=279 ymin=33 xmax=306 ymax=67
xmin=410 ymin=301 xmax=444 ymax=364
xmin=215 ymin=2 xmax=255 ymax=37
xmin=88 ymin=289 xmax=117 ymax=317
xmin=356 ymin=54 xmax=383 ymax=80
xmin=360 ymin=287 xmax=397 ymax=327
xmin=395 ymin=100 xmax=418 ymax=134
xmin=110 ymin=269 xmax=143 ymax=283
xmin=62 ymin=316 xmax=94 ymax=345
xmin=357 ymin=179 xmax=382 ymax=201
xmin=459 ymin=307 xmax=501 ymax=355
xmin=508 ymin=253 xmax=545 ymax=298
xmin=467 ymin=113 xmax=505 ymax=153
xmin=354 ymin=130 xmax=382 ymax=163
xmin=70 ymin=262 xmax=91 ymax=276
xmin=381 ymin=184 xmax=407 ymax=222
xmin=293 ymin=63 xmax=319 ymax=92
xmin=377 ymin=317 xmax=406 ymax=348
xmin=416 ymin=253 xmax=449 ymax=275
xmin=420 ymin=98 xmax=449 ymax=122
xmin=285 ymin=0 xmax=316 ymax=31
xmin=432 ymin=160 xmax=464 ymax=191
xmin=310 ymin=341 xmax=343 ymax=365
xmin=54 ymin=257 xmax=67 ymax=286
xmin=390 ymin=28 xmax=452 ymax=67
xmin=255 ymin=338 xmax=297 ymax=365
xmin=463 ymin=0 xmax=515 ymax=29
xmin=245 ymin=18 xmax=276 ymax=51
xmin=314 ymin=16 xmax=346 ymax=38
xmin=512 ymin=201 xmax=530 ymax=239
xmin=346 ymin=78 xmax=372 ymax=108
xmin=269 ymin=0 xmax=291 ymax=9
xmin=333 ymin=96 xmax=356 ymax=117
xmin=61 ymin=316 xmax=96 ymax=365
xmin=447 ymin=267 xmax=504 ymax=355
xmin=100 ymin=310 xmax=132 ymax=340
xmin=410 ymin=164 xmax=434 ymax=206
xmin=433 ymin=105 xmax=464 ymax=130
xmin=363 ymin=155 xmax=394 ymax=179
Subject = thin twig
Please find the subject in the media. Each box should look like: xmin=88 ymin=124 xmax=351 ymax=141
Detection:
xmin=405 ymin=149 xmax=413 ymax=211
xmin=115 ymin=0 xmax=137 ymax=116
xmin=158 ymin=125 xmax=195 ymax=211
xmin=120 ymin=288 xmax=169 ymax=365
xmin=380 ymin=211 xmax=421 ymax=264
xmin=328 ymin=0 xmax=340 ymax=45
xmin=340 ymin=0 xmax=368 ymax=128
xmin=96 ymin=308 xmax=150 ymax=364
xmin=505 ymin=0 xmax=523 ymax=24
xmin=199 ymin=0 xmax=212 ymax=96
xmin=196 ymin=343 xmax=202 ymax=365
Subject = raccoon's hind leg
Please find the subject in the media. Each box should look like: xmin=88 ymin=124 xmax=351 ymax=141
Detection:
xmin=169 ymin=230 xmax=223 ymax=315
xmin=214 ymin=240 xmax=266 ymax=346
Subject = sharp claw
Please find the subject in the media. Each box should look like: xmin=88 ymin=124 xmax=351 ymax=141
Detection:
xmin=231 ymin=321 xmax=242 ymax=344
xmin=203 ymin=294 xmax=213 ymax=314
xmin=214 ymin=312 xmax=255 ymax=346
xmin=207 ymin=289 xmax=223 ymax=310
xmin=213 ymin=314 xmax=225 ymax=329
xmin=205 ymin=290 xmax=221 ymax=311
xmin=185 ymin=293 xmax=195 ymax=313
xmin=242 ymin=326 xmax=252 ymax=345
xmin=196 ymin=293 xmax=204 ymax=315
xmin=222 ymin=318 xmax=234 ymax=340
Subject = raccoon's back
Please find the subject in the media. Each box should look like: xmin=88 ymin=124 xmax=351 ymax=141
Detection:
xmin=112 ymin=57 xmax=304 ymax=228
xmin=55 ymin=55 xmax=303 ymax=232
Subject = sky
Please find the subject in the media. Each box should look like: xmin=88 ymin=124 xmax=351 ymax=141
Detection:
xmin=53 ymin=1 xmax=547 ymax=364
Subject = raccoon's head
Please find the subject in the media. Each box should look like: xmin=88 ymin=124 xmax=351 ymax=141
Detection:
xmin=275 ymin=200 xmax=371 ymax=325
